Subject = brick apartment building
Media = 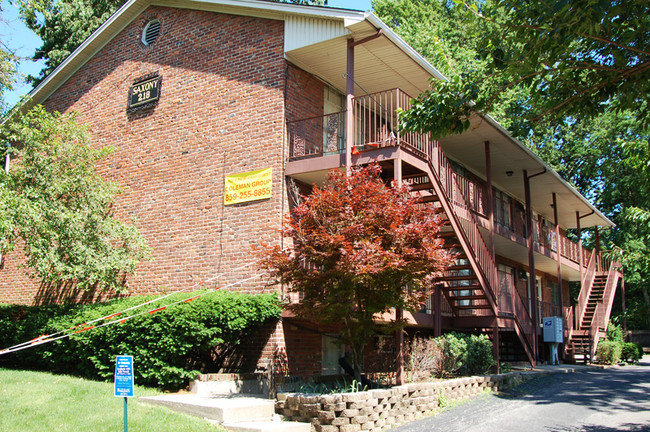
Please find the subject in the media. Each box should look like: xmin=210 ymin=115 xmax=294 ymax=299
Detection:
xmin=1 ymin=0 xmax=622 ymax=376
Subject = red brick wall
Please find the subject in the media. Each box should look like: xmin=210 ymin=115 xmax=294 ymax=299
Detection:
xmin=285 ymin=64 xmax=324 ymax=123
xmin=0 ymin=6 xmax=287 ymax=304
xmin=283 ymin=320 xmax=324 ymax=376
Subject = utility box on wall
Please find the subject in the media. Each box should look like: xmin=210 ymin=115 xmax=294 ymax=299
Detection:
xmin=543 ymin=316 xmax=563 ymax=343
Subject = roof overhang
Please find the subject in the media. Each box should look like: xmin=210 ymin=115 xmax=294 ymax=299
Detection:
xmin=284 ymin=12 xmax=445 ymax=100
xmin=439 ymin=114 xmax=613 ymax=229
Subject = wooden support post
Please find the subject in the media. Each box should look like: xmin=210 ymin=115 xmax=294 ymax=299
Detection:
xmin=524 ymin=169 xmax=546 ymax=364
xmin=434 ymin=285 xmax=442 ymax=337
xmin=493 ymin=325 xmax=500 ymax=374
xmin=622 ymin=277 xmax=627 ymax=341
xmin=485 ymin=141 xmax=496 ymax=264
xmin=576 ymin=211 xmax=583 ymax=286
xmin=552 ymin=193 xmax=565 ymax=360
xmin=552 ymin=193 xmax=564 ymax=312
xmin=345 ymin=39 xmax=354 ymax=176
xmin=395 ymin=308 xmax=405 ymax=385
xmin=393 ymin=158 xmax=402 ymax=187
xmin=523 ymin=170 xmax=537 ymax=361
xmin=394 ymin=158 xmax=405 ymax=385
xmin=594 ymin=227 xmax=601 ymax=271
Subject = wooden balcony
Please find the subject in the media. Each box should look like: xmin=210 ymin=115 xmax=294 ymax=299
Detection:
xmin=286 ymin=88 xmax=594 ymax=275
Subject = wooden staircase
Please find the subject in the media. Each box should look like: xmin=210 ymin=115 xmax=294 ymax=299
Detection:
xmin=401 ymin=139 xmax=536 ymax=367
xmin=566 ymin=259 xmax=622 ymax=363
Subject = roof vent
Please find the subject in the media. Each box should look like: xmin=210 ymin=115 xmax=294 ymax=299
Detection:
xmin=142 ymin=20 xmax=161 ymax=46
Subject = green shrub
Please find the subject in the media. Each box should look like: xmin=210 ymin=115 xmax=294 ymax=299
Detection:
xmin=405 ymin=332 xmax=495 ymax=379
xmin=621 ymin=342 xmax=643 ymax=364
xmin=0 ymin=291 xmax=281 ymax=389
xmin=596 ymin=339 xmax=622 ymax=365
xmin=463 ymin=334 xmax=496 ymax=375
xmin=441 ymin=332 xmax=467 ymax=376
xmin=606 ymin=321 xmax=624 ymax=344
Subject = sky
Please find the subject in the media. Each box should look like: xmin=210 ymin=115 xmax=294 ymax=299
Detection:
xmin=1 ymin=0 xmax=374 ymax=108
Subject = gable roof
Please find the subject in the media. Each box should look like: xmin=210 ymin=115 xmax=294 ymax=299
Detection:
xmin=20 ymin=0 xmax=613 ymax=229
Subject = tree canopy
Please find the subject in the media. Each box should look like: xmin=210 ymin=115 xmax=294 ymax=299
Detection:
xmin=0 ymin=5 xmax=19 ymax=112
xmin=263 ymin=166 xmax=452 ymax=379
xmin=391 ymin=0 xmax=649 ymax=138
xmin=374 ymin=0 xmax=650 ymax=328
xmin=0 ymin=106 xmax=150 ymax=292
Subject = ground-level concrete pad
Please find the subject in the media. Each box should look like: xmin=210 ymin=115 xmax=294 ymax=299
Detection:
xmin=218 ymin=420 xmax=311 ymax=432
xmin=139 ymin=394 xmax=275 ymax=423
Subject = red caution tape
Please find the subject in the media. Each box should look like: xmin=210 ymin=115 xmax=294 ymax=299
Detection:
xmin=74 ymin=326 xmax=95 ymax=334
xmin=29 ymin=335 xmax=46 ymax=342
xmin=184 ymin=296 xmax=200 ymax=303
xmin=120 ymin=318 xmax=128 ymax=324
xmin=149 ymin=307 xmax=167 ymax=315
xmin=104 ymin=313 xmax=121 ymax=320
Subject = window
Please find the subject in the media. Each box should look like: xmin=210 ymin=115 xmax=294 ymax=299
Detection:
xmin=494 ymin=190 xmax=511 ymax=229
xmin=141 ymin=20 xmax=161 ymax=46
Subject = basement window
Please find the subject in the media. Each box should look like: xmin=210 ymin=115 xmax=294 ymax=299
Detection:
xmin=142 ymin=19 xmax=161 ymax=46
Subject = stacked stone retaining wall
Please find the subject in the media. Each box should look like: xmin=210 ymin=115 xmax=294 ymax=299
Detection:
xmin=277 ymin=372 xmax=536 ymax=432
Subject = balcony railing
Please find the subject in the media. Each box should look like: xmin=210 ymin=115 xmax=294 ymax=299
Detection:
xmin=287 ymin=87 xmax=602 ymax=274
xmin=288 ymin=89 xmax=431 ymax=160
xmin=288 ymin=111 xmax=346 ymax=159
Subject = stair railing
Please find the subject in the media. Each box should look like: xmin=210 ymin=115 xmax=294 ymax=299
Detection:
xmin=576 ymin=251 xmax=597 ymax=328
xmin=589 ymin=301 xmax=605 ymax=360
xmin=600 ymin=258 xmax=622 ymax=332
xmin=564 ymin=306 xmax=574 ymax=349
xmin=425 ymin=139 xmax=535 ymax=361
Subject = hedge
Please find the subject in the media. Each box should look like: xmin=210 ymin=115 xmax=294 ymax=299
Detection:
xmin=0 ymin=291 xmax=281 ymax=389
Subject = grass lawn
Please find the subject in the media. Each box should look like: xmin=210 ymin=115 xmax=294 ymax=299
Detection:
xmin=0 ymin=368 xmax=226 ymax=432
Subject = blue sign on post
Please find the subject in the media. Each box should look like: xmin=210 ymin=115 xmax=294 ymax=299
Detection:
xmin=114 ymin=355 xmax=134 ymax=398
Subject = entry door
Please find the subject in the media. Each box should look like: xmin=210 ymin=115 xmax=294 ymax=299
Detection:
xmin=322 ymin=334 xmax=343 ymax=375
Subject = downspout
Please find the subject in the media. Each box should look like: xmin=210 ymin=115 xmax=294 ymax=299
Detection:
xmin=524 ymin=168 xmax=546 ymax=363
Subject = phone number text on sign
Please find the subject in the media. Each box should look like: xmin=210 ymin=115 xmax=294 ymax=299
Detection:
xmin=224 ymin=167 xmax=272 ymax=205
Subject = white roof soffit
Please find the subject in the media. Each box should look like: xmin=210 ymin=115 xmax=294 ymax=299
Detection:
xmin=18 ymin=0 xmax=367 ymax=109
xmin=439 ymin=113 xmax=613 ymax=230
xmin=284 ymin=12 xmax=445 ymax=99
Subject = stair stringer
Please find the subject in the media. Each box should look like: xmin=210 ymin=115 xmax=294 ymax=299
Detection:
xmin=399 ymin=143 xmax=535 ymax=366
xmin=418 ymin=163 xmax=497 ymax=316
xmin=419 ymin=158 xmax=535 ymax=366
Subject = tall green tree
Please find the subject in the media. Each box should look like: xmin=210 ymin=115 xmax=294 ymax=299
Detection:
xmin=0 ymin=4 xmax=19 ymax=112
xmin=0 ymin=105 xmax=150 ymax=292
xmin=394 ymin=0 xmax=650 ymax=138
xmin=374 ymin=0 xmax=650 ymax=328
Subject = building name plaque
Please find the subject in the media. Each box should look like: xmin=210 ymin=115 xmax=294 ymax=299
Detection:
xmin=128 ymin=73 xmax=161 ymax=109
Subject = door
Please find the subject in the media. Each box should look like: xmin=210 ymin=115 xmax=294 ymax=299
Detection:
xmin=322 ymin=334 xmax=343 ymax=375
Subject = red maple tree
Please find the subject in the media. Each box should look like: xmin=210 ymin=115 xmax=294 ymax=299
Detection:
xmin=264 ymin=165 xmax=452 ymax=380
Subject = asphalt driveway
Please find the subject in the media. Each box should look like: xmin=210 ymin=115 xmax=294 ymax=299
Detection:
xmin=391 ymin=356 xmax=650 ymax=432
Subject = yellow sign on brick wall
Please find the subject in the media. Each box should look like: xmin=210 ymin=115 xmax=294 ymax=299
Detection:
xmin=224 ymin=167 xmax=272 ymax=205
